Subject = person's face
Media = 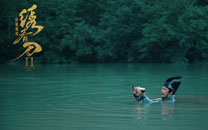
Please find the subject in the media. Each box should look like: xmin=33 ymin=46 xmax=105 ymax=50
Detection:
xmin=161 ymin=86 xmax=169 ymax=98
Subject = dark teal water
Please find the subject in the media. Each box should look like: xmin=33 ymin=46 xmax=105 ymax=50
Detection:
xmin=0 ymin=64 xmax=208 ymax=130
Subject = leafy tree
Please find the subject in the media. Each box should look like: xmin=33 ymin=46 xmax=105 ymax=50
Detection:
xmin=1 ymin=0 xmax=208 ymax=63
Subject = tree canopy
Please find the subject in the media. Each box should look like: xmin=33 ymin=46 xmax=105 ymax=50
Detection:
xmin=1 ymin=0 xmax=208 ymax=64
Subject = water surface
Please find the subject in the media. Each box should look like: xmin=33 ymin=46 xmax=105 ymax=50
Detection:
xmin=0 ymin=64 xmax=208 ymax=130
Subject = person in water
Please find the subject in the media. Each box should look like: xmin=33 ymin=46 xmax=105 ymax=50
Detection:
xmin=132 ymin=76 xmax=183 ymax=104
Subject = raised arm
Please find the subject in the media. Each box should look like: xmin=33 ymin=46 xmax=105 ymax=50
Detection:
xmin=132 ymin=86 xmax=161 ymax=104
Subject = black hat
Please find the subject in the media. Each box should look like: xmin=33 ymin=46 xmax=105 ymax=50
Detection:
xmin=163 ymin=76 xmax=183 ymax=94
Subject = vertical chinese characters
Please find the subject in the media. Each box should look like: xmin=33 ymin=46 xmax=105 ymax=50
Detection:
xmin=12 ymin=4 xmax=44 ymax=67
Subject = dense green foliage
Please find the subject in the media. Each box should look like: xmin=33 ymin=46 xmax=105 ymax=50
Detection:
xmin=1 ymin=0 xmax=208 ymax=63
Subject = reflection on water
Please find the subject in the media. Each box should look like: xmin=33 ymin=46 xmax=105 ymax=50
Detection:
xmin=134 ymin=102 xmax=175 ymax=120
xmin=0 ymin=64 xmax=208 ymax=130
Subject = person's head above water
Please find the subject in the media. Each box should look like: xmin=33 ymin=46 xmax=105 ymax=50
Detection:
xmin=161 ymin=86 xmax=173 ymax=99
xmin=161 ymin=76 xmax=183 ymax=99
xmin=132 ymin=76 xmax=183 ymax=100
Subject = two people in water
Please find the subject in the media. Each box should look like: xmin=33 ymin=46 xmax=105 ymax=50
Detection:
xmin=132 ymin=76 xmax=183 ymax=104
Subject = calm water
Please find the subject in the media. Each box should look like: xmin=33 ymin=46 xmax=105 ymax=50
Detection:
xmin=0 ymin=64 xmax=208 ymax=130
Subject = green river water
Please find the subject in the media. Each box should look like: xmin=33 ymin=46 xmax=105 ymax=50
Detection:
xmin=0 ymin=64 xmax=208 ymax=130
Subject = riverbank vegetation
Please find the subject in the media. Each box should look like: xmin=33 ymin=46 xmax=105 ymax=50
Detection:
xmin=1 ymin=0 xmax=208 ymax=64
